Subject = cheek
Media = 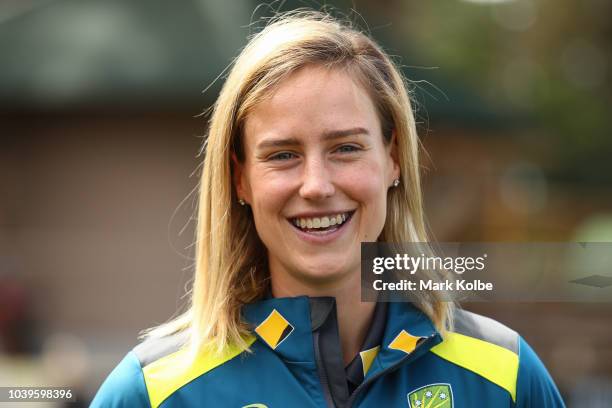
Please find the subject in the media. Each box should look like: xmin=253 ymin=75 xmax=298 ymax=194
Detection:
xmin=340 ymin=159 xmax=387 ymax=200
xmin=340 ymin=161 xmax=389 ymax=234
xmin=248 ymin=171 xmax=294 ymax=217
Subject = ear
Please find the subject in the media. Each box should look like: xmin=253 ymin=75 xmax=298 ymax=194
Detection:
xmin=231 ymin=151 xmax=249 ymax=204
xmin=387 ymin=130 xmax=401 ymax=185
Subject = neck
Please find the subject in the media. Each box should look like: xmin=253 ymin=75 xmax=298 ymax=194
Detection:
xmin=270 ymin=268 xmax=376 ymax=366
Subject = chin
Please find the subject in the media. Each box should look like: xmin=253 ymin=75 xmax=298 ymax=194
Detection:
xmin=296 ymin=258 xmax=357 ymax=285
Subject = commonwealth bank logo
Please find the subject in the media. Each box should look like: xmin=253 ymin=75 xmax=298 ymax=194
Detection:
xmin=255 ymin=309 xmax=294 ymax=350
xmin=407 ymin=383 xmax=453 ymax=407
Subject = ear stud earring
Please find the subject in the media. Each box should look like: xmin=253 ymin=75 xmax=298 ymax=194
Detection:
xmin=238 ymin=199 xmax=246 ymax=206
xmin=393 ymin=179 xmax=400 ymax=187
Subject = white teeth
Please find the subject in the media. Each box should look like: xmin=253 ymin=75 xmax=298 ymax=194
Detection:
xmin=292 ymin=212 xmax=351 ymax=230
xmin=321 ymin=217 xmax=330 ymax=228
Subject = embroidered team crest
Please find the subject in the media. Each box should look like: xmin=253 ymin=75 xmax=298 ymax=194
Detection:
xmin=407 ymin=383 xmax=453 ymax=407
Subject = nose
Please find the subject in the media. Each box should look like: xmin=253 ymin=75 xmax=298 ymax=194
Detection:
xmin=299 ymin=157 xmax=335 ymax=200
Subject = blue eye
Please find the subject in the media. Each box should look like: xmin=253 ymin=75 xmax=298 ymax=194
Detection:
xmin=336 ymin=145 xmax=361 ymax=153
xmin=269 ymin=152 xmax=296 ymax=161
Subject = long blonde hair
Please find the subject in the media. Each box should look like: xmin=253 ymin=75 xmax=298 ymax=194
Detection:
xmin=143 ymin=10 xmax=453 ymax=354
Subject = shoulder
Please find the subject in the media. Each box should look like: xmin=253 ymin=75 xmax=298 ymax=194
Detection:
xmin=90 ymin=351 xmax=151 ymax=408
xmin=515 ymin=335 xmax=566 ymax=407
xmin=430 ymin=309 xmax=520 ymax=401
xmin=91 ymin=331 xmax=189 ymax=408
xmin=451 ymin=307 xmax=520 ymax=353
xmin=431 ymin=309 xmax=565 ymax=407
xmin=92 ymin=330 xmax=255 ymax=408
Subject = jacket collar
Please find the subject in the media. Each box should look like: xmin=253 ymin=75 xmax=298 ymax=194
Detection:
xmin=242 ymin=296 xmax=317 ymax=362
xmin=242 ymin=296 xmax=441 ymax=373
xmin=369 ymin=301 xmax=441 ymax=378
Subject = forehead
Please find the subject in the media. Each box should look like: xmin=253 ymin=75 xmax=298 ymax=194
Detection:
xmin=243 ymin=65 xmax=380 ymax=142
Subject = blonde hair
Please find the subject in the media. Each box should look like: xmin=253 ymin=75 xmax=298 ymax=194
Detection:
xmin=143 ymin=10 xmax=453 ymax=354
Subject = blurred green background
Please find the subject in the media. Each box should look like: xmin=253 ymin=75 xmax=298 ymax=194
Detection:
xmin=1 ymin=0 xmax=611 ymax=406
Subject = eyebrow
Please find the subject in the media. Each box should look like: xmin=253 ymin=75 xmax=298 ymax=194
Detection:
xmin=255 ymin=127 xmax=370 ymax=150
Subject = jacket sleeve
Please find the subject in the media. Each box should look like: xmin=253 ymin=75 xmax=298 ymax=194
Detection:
xmin=515 ymin=336 xmax=565 ymax=407
xmin=90 ymin=352 xmax=151 ymax=408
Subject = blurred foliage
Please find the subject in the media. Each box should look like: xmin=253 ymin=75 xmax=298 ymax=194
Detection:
xmin=388 ymin=0 xmax=611 ymax=186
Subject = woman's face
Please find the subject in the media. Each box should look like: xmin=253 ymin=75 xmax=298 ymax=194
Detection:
xmin=235 ymin=65 xmax=399 ymax=289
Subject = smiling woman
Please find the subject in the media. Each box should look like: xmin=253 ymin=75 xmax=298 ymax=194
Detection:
xmin=236 ymin=65 xmax=398 ymax=292
xmin=91 ymin=10 xmax=565 ymax=408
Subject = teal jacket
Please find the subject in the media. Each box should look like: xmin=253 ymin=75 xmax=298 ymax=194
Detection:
xmin=91 ymin=297 xmax=565 ymax=407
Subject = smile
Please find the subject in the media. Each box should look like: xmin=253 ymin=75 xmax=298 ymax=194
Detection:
xmin=288 ymin=211 xmax=355 ymax=234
